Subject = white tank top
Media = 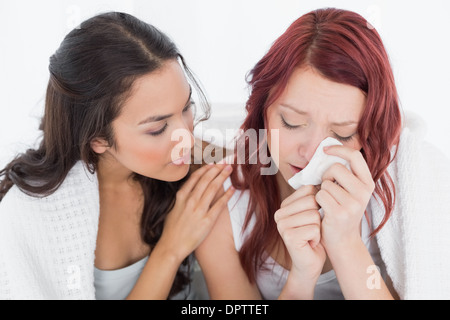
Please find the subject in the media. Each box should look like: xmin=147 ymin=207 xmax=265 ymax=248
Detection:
xmin=94 ymin=255 xmax=209 ymax=300
xmin=224 ymin=178 xmax=386 ymax=300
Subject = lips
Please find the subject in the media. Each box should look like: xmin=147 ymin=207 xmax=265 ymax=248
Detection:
xmin=289 ymin=164 xmax=304 ymax=174
xmin=172 ymin=152 xmax=191 ymax=166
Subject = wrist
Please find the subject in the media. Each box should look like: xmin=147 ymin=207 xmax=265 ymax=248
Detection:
xmin=152 ymin=241 xmax=185 ymax=267
xmin=323 ymin=234 xmax=363 ymax=259
xmin=322 ymin=238 xmax=394 ymax=300
xmin=280 ymin=271 xmax=318 ymax=300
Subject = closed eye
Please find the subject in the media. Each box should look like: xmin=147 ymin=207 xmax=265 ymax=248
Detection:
xmin=334 ymin=133 xmax=355 ymax=142
xmin=280 ymin=115 xmax=300 ymax=130
xmin=147 ymin=123 xmax=168 ymax=136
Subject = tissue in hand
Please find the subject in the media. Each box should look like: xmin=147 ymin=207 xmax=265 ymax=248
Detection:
xmin=288 ymin=137 xmax=351 ymax=190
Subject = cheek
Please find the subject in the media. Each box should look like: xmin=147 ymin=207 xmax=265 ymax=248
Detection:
xmin=266 ymin=115 xmax=295 ymax=168
xmin=120 ymin=136 xmax=190 ymax=181
xmin=266 ymin=120 xmax=279 ymax=164
xmin=345 ymin=137 xmax=363 ymax=151
xmin=116 ymin=133 xmax=171 ymax=171
xmin=133 ymin=136 xmax=173 ymax=166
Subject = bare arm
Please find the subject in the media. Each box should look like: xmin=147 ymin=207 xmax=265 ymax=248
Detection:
xmin=196 ymin=204 xmax=262 ymax=299
xmin=326 ymin=238 xmax=394 ymax=300
xmin=126 ymin=243 xmax=181 ymax=300
xmin=317 ymin=146 xmax=394 ymax=300
xmin=127 ymin=164 xmax=235 ymax=300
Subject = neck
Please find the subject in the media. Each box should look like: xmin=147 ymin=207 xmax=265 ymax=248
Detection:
xmin=97 ymin=153 xmax=138 ymax=191
xmin=276 ymin=171 xmax=296 ymax=202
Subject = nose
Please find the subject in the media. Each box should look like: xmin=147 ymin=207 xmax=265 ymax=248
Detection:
xmin=183 ymin=122 xmax=195 ymax=150
xmin=182 ymin=112 xmax=195 ymax=148
xmin=298 ymin=131 xmax=326 ymax=162
xmin=171 ymin=117 xmax=195 ymax=156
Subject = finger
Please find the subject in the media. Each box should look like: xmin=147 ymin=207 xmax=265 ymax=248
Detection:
xmin=315 ymin=188 xmax=340 ymax=216
xmin=190 ymin=163 xmax=228 ymax=200
xmin=205 ymin=185 xmax=236 ymax=222
xmin=281 ymin=185 xmax=319 ymax=209
xmin=196 ymin=165 xmax=234 ymax=212
xmin=324 ymin=145 xmax=373 ymax=187
xmin=300 ymin=225 xmax=321 ymax=249
xmin=275 ymin=209 xmax=321 ymax=232
xmin=322 ymin=163 xmax=362 ymax=196
xmin=274 ymin=196 xmax=320 ymax=222
xmin=280 ymin=224 xmax=321 ymax=249
xmin=304 ymin=224 xmax=322 ymax=249
xmin=178 ymin=164 xmax=214 ymax=198
xmin=320 ymin=177 xmax=350 ymax=206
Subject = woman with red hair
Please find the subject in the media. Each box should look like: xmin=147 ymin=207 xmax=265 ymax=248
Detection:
xmin=197 ymin=8 xmax=450 ymax=299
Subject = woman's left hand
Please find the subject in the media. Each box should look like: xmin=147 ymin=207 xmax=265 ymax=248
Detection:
xmin=315 ymin=145 xmax=375 ymax=252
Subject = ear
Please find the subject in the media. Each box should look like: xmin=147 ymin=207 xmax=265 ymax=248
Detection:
xmin=90 ymin=138 xmax=110 ymax=154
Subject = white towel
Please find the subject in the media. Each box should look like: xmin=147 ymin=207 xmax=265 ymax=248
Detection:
xmin=0 ymin=162 xmax=100 ymax=299
xmin=369 ymin=113 xmax=450 ymax=299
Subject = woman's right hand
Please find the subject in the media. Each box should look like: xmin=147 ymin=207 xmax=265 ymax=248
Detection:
xmin=275 ymin=185 xmax=326 ymax=299
xmin=156 ymin=163 xmax=235 ymax=264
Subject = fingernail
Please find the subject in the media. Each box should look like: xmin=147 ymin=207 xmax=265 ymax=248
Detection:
xmin=225 ymin=165 xmax=232 ymax=172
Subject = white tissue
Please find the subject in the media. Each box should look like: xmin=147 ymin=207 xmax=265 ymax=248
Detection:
xmin=288 ymin=137 xmax=351 ymax=189
xmin=288 ymin=137 xmax=351 ymax=219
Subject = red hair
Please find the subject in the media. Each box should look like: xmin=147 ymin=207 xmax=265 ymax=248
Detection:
xmin=230 ymin=8 xmax=402 ymax=282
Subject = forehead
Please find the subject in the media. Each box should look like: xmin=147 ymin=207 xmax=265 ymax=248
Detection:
xmin=278 ymin=66 xmax=366 ymax=118
xmin=118 ymin=60 xmax=189 ymax=123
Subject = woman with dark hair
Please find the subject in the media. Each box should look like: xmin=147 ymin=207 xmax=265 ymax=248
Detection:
xmin=197 ymin=8 xmax=450 ymax=299
xmin=0 ymin=12 xmax=235 ymax=299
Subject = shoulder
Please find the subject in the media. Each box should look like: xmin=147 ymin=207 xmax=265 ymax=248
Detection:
xmin=395 ymin=111 xmax=449 ymax=177
xmin=195 ymin=179 xmax=261 ymax=299
xmin=0 ymin=161 xmax=100 ymax=228
xmin=223 ymin=177 xmax=255 ymax=252
xmin=0 ymin=161 xmax=99 ymax=299
xmin=197 ymin=175 xmax=253 ymax=255
xmin=373 ymin=113 xmax=450 ymax=298
xmin=51 ymin=161 xmax=100 ymax=211
xmin=389 ymin=110 xmax=450 ymax=247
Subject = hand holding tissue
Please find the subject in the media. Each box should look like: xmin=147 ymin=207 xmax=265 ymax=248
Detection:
xmin=288 ymin=137 xmax=351 ymax=190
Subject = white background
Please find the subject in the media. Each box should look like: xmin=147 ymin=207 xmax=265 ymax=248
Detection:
xmin=1 ymin=0 xmax=449 ymax=169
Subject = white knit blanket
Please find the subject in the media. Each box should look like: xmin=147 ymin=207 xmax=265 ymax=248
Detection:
xmin=370 ymin=114 xmax=450 ymax=299
xmin=0 ymin=162 xmax=99 ymax=299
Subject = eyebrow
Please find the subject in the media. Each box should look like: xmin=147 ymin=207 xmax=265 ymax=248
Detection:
xmin=279 ymin=103 xmax=358 ymax=126
xmin=279 ymin=103 xmax=308 ymax=116
xmin=138 ymin=86 xmax=192 ymax=125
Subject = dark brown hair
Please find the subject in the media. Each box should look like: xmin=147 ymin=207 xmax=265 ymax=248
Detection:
xmin=0 ymin=12 xmax=209 ymax=298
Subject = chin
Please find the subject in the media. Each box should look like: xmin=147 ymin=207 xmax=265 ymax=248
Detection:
xmin=161 ymin=163 xmax=191 ymax=182
xmin=279 ymin=164 xmax=297 ymax=184
xmin=135 ymin=163 xmax=190 ymax=182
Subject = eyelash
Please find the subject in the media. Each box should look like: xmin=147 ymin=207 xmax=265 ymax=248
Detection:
xmin=281 ymin=116 xmax=300 ymax=130
xmin=281 ymin=115 xmax=355 ymax=142
xmin=148 ymin=123 xmax=168 ymax=136
xmin=147 ymin=102 xmax=194 ymax=137
xmin=183 ymin=101 xmax=194 ymax=113
xmin=334 ymin=134 xmax=355 ymax=142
